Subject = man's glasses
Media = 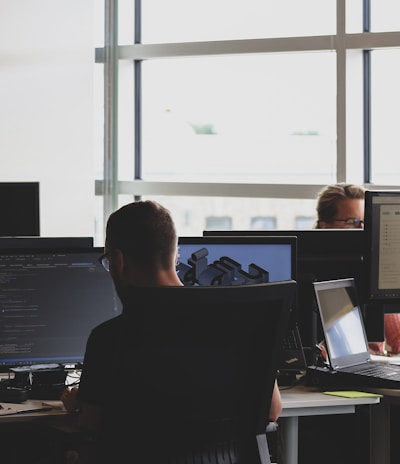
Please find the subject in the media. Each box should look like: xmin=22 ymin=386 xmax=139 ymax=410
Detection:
xmin=98 ymin=253 xmax=110 ymax=272
xmin=332 ymin=217 xmax=364 ymax=228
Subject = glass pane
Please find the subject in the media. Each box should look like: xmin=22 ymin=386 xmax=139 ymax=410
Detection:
xmin=118 ymin=60 xmax=135 ymax=181
xmin=118 ymin=0 xmax=134 ymax=44
xmin=346 ymin=0 xmax=364 ymax=33
xmin=250 ymin=216 xmax=277 ymax=229
xmin=130 ymin=196 xmax=317 ymax=236
xmin=295 ymin=215 xmax=315 ymax=229
xmin=371 ymin=0 xmax=400 ymax=32
xmin=141 ymin=53 xmax=336 ymax=184
xmin=141 ymin=0 xmax=335 ymax=43
xmin=205 ymin=216 xmax=233 ymax=230
xmin=370 ymin=49 xmax=400 ymax=184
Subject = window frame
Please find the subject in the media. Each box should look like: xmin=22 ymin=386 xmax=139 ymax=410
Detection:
xmin=95 ymin=0 xmax=400 ymax=233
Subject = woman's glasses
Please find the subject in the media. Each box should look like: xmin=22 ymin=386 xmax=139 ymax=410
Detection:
xmin=332 ymin=217 xmax=364 ymax=228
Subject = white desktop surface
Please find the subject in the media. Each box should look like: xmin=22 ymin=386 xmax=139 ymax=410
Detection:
xmin=279 ymin=385 xmax=381 ymax=464
xmin=280 ymin=384 xmax=380 ymax=413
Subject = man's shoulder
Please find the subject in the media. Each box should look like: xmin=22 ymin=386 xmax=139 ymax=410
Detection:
xmin=92 ymin=314 xmax=123 ymax=335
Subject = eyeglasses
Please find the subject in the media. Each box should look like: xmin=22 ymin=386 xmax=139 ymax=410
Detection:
xmin=98 ymin=253 xmax=110 ymax=272
xmin=332 ymin=218 xmax=364 ymax=228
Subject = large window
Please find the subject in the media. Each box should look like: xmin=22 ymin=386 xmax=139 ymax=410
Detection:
xmin=95 ymin=0 xmax=400 ymax=243
xmin=2 ymin=1 xmax=400 ymax=245
xmin=141 ymin=54 xmax=336 ymax=184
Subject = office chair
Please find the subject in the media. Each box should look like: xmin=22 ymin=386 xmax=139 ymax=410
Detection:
xmin=91 ymin=281 xmax=295 ymax=464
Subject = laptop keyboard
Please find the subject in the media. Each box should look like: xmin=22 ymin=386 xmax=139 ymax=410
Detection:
xmin=343 ymin=363 xmax=400 ymax=380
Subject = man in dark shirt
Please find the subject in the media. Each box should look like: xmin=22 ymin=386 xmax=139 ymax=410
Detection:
xmin=61 ymin=200 xmax=282 ymax=463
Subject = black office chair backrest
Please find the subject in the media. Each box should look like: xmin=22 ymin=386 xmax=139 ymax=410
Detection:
xmin=99 ymin=281 xmax=295 ymax=464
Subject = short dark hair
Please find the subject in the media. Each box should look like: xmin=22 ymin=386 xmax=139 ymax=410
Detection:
xmin=106 ymin=200 xmax=177 ymax=270
xmin=314 ymin=183 xmax=365 ymax=228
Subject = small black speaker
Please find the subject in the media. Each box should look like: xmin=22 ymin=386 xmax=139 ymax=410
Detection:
xmin=0 ymin=385 xmax=29 ymax=403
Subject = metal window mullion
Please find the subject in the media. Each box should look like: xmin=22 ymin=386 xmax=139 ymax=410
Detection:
xmin=336 ymin=0 xmax=347 ymax=182
xmin=134 ymin=0 xmax=142 ymax=201
xmin=363 ymin=0 xmax=372 ymax=183
xmin=363 ymin=50 xmax=371 ymax=183
xmin=103 ymin=0 xmax=119 ymax=225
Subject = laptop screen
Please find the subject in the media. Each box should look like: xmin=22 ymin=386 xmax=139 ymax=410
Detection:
xmin=313 ymin=278 xmax=371 ymax=369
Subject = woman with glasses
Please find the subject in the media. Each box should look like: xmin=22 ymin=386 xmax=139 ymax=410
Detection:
xmin=314 ymin=183 xmax=400 ymax=355
xmin=313 ymin=183 xmax=365 ymax=230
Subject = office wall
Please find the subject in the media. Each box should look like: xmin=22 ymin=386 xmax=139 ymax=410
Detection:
xmin=0 ymin=0 xmax=101 ymax=238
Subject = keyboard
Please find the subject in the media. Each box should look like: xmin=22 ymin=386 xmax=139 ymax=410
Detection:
xmin=278 ymin=326 xmax=307 ymax=376
xmin=282 ymin=329 xmax=300 ymax=350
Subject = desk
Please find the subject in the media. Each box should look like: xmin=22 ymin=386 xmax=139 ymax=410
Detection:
xmin=0 ymin=399 xmax=66 ymax=423
xmin=279 ymin=385 xmax=381 ymax=464
xmin=0 ymin=399 xmax=69 ymax=463
xmin=0 ymin=392 xmax=386 ymax=464
xmin=363 ymin=387 xmax=400 ymax=464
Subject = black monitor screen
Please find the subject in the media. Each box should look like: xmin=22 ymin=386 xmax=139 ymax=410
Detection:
xmin=365 ymin=190 xmax=400 ymax=304
xmin=202 ymin=229 xmax=370 ymax=347
xmin=0 ymin=182 xmax=40 ymax=236
xmin=0 ymin=247 xmax=122 ymax=371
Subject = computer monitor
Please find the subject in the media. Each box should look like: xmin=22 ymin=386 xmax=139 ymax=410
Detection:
xmin=0 ymin=236 xmax=93 ymax=249
xmin=364 ymin=190 xmax=400 ymax=311
xmin=202 ymin=229 xmax=377 ymax=348
xmin=177 ymin=235 xmax=297 ymax=325
xmin=0 ymin=182 xmax=40 ymax=236
xmin=0 ymin=246 xmax=122 ymax=373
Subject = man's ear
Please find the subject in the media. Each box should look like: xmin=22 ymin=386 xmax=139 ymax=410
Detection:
xmin=113 ymin=248 xmax=125 ymax=273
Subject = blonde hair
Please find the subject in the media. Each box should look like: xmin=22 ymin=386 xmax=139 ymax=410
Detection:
xmin=314 ymin=183 xmax=365 ymax=229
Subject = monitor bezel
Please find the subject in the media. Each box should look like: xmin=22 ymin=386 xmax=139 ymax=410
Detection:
xmin=201 ymin=229 xmax=369 ymax=347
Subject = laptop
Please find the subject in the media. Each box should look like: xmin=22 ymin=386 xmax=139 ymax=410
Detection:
xmin=309 ymin=278 xmax=400 ymax=389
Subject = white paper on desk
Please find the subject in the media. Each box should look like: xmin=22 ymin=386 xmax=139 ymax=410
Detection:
xmin=370 ymin=354 xmax=400 ymax=365
xmin=41 ymin=400 xmax=64 ymax=410
xmin=0 ymin=402 xmax=51 ymax=416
